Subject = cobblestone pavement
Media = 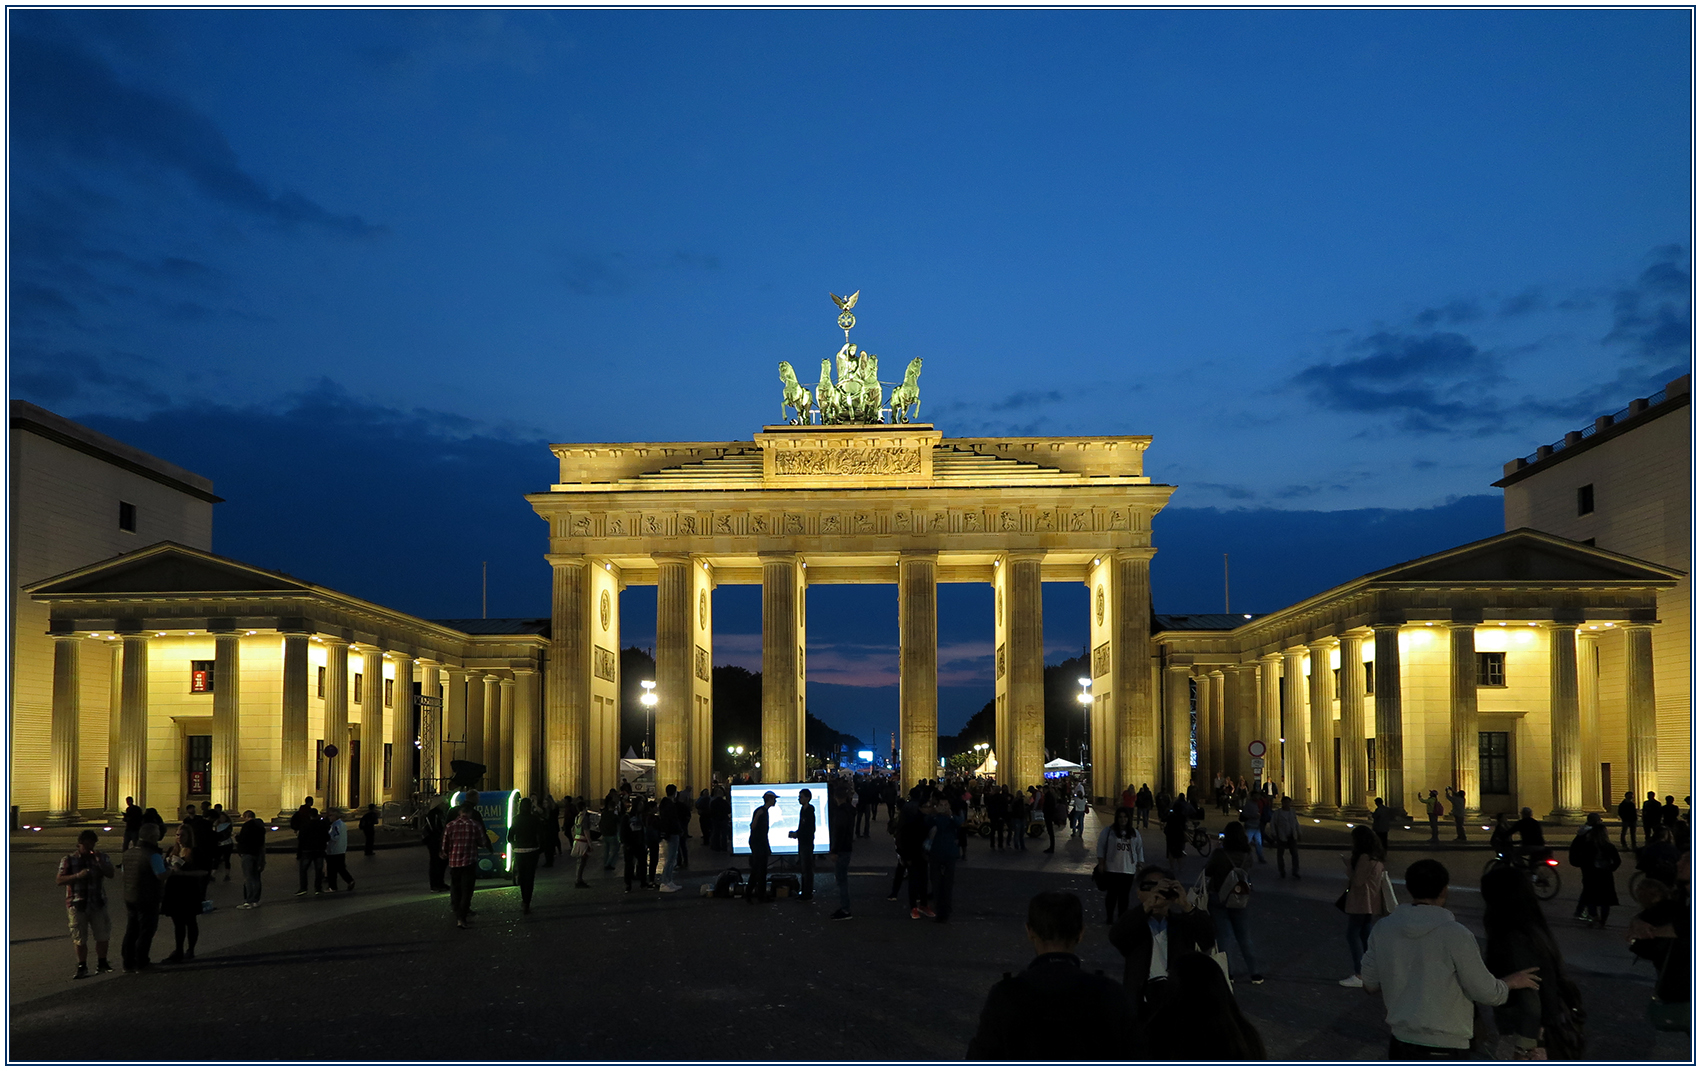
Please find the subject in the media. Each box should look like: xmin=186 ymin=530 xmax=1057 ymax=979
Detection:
xmin=8 ymin=810 xmax=1689 ymax=1062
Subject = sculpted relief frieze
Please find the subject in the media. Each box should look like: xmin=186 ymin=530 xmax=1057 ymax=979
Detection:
xmin=773 ymin=447 xmax=922 ymax=476
xmin=559 ymin=502 xmax=1147 ymax=541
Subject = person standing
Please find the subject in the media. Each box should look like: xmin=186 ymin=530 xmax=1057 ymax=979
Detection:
xmin=746 ymin=791 xmax=777 ymax=903
xmin=543 ymin=793 xmax=565 ymax=869
xmin=1270 ymin=796 xmax=1300 ymax=878
xmin=1163 ymin=800 xmax=1190 ymax=867
xmin=657 ymin=786 xmax=683 ymax=893
xmin=1619 ymin=791 xmax=1641 ymax=849
xmin=1204 ymin=822 xmax=1263 ymax=984
xmin=1370 ymin=797 xmax=1395 ymax=851
xmin=1642 ymin=791 xmax=1663 ymax=842
xmin=1095 ymin=807 xmax=1143 ymax=925
xmin=1135 ymin=784 xmax=1154 ymax=830
xmin=294 ymin=800 xmax=328 ymax=896
xmin=121 ymin=797 xmax=143 ymax=851
xmin=1338 ymin=825 xmax=1387 ymax=988
xmin=421 ymin=804 xmax=449 ymax=891
xmin=210 ymin=805 xmax=235 ymax=882
xmin=1445 ymin=786 xmax=1468 ymax=842
xmin=896 ymin=793 xmax=933 ymax=918
xmin=829 ymin=781 xmax=855 ymax=920
xmin=160 ymin=823 xmax=207 ymax=964
xmin=1009 ymin=788 xmax=1027 ymax=852
xmin=442 ymin=794 xmax=482 ymax=929
xmin=926 ymin=792 xmax=963 ymax=923
xmin=675 ymin=786 xmax=693 ymax=872
xmin=1360 ymin=859 xmax=1540 ymax=1059
xmin=599 ymin=790 xmax=622 ymax=871
xmin=1417 ymin=790 xmax=1443 ymax=844
xmin=57 ymin=830 xmax=115 ymax=978
xmin=788 ymin=787 xmax=817 ymax=901
xmin=510 ymin=799 xmax=542 ymax=914
xmin=322 ymin=809 xmax=356 ymax=892
xmin=620 ymin=797 xmax=649 ymax=893
xmin=1040 ymin=784 xmax=1059 ymax=853
xmin=569 ymin=799 xmax=593 ymax=888
xmin=1481 ymin=865 xmax=1585 ymax=1059
xmin=986 ymin=788 xmax=1009 ymax=850
xmin=120 ymin=825 xmax=166 ymax=972
xmin=235 ymin=810 xmax=267 ymax=909
xmin=1569 ymin=815 xmax=1620 ymax=928
xmin=358 ymin=803 xmax=380 ymax=856
xmin=1108 ymin=863 xmax=1219 ymax=1016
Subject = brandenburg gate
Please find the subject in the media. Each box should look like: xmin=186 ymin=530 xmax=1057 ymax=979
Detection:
xmin=529 ymin=293 xmax=1176 ymax=802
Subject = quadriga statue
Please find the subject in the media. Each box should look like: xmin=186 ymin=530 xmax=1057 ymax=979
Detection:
xmin=889 ymin=356 xmax=923 ymax=423
xmin=777 ymin=361 xmax=813 ymax=424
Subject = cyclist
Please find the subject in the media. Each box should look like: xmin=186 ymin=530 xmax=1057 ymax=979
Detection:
xmin=1511 ymin=807 xmax=1547 ymax=865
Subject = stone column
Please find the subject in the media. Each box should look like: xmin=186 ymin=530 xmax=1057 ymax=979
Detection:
xmin=1447 ymin=622 xmax=1480 ymax=814
xmin=1220 ymin=667 xmax=1243 ymax=780
xmin=654 ymin=555 xmax=694 ymax=793
xmin=1548 ymin=624 xmax=1582 ymax=819
xmin=389 ymin=655 xmax=415 ymax=803
xmin=512 ymin=667 xmax=538 ymax=795
xmin=1113 ymin=552 xmax=1156 ymax=798
xmin=547 ymin=557 xmax=590 ymax=799
xmin=483 ymin=675 xmax=502 ymax=784
xmin=1164 ymin=665 xmax=1192 ymax=795
xmin=1624 ymin=625 xmax=1657 ymax=802
xmin=465 ymin=671 xmax=487 ymax=768
xmin=211 ymin=630 xmax=242 ymax=812
xmin=116 ymin=633 xmax=149 ymax=810
xmin=1006 ymin=553 xmax=1046 ymax=795
xmin=322 ymin=639 xmax=350 ymax=810
xmin=1308 ymin=641 xmax=1335 ymax=813
xmin=1371 ymin=623 xmax=1405 ymax=814
xmin=1282 ymin=648 xmax=1310 ymax=807
xmin=446 ymin=667 xmax=469 ymax=775
xmin=280 ymin=632 xmax=310 ymax=817
xmin=1207 ymin=671 xmax=1226 ymax=781
xmin=498 ymin=676 xmax=516 ymax=791
xmin=1190 ymin=673 xmax=1212 ymax=790
xmin=1338 ymin=632 xmax=1368 ymax=815
xmin=418 ymin=661 xmax=442 ymax=790
xmin=106 ymin=641 xmax=123 ymax=816
xmin=1258 ymin=654 xmax=1281 ymax=793
xmin=899 ymin=553 xmax=939 ymax=791
xmin=48 ymin=633 xmax=82 ymax=822
xmin=359 ymin=647 xmax=385 ymax=809
xmin=1577 ymin=632 xmax=1601 ymax=810
xmin=760 ymin=555 xmax=804 ymax=784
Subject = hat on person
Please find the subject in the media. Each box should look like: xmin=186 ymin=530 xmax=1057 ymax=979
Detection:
xmin=763 ymin=791 xmax=777 ymax=801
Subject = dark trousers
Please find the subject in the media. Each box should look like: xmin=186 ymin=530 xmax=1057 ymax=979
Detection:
xmin=1346 ymin=912 xmax=1375 ymax=975
xmin=1374 ymin=829 xmax=1389 ymax=851
xmin=799 ymin=844 xmax=815 ymax=897
xmin=905 ymin=851 xmax=931 ymax=908
xmin=747 ymin=847 xmax=770 ymax=900
xmin=990 ymin=818 xmax=1007 ymax=849
xmin=889 ymin=858 xmax=909 ymax=898
xmin=624 ymin=842 xmax=646 ymax=889
xmin=240 ymin=852 xmax=264 ymax=904
xmin=297 ymin=852 xmax=324 ymax=892
xmin=324 ymin=852 xmax=355 ymax=890
xmin=856 ymin=807 xmax=872 ymax=837
xmin=1428 ymin=815 xmax=1440 ymax=841
xmin=122 ymin=826 xmax=139 ymax=851
xmin=929 ymin=857 xmax=956 ymax=920
xmin=121 ymin=902 xmax=159 ymax=968
xmin=427 ymin=844 xmax=448 ymax=889
xmin=1454 ymin=813 xmax=1467 ymax=841
xmin=1274 ymin=839 xmax=1300 ymax=876
xmin=517 ymin=851 xmax=540 ymax=906
xmin=1623 ymin=821 xmax=1639 ymax=848
xmin=1389 ymin=1037 xmax=1471 ymax=1061
xmin=835 ymin=851 xmax=852 ymax=911
xmin=362 ymin=829 xmax=376 ymax=856
xmin=449 ymin=865 xmax=476 ymax=921
xmin=1104 ymin=871 xmax=1134 ymax=922
xmin=170 ymin=914 xmax=199 ymax=955
xmin=676 ymin=831 xmax=689 ymax=869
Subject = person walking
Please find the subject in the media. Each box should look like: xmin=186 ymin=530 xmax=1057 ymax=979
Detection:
xmin=1146 ymin=952 xmax=1268 ymax=1059
xmin=926 ymin=791 xmax=962 ymax=923
xmin=657 ymin=786 xmax=683 ymax=893
xmin=510 ymin=798 xmax=542 ymax=913
xmin=1204 ymin=821 xmax=1263 ymax=983
xmin=358 ymin=803 xmax=380 ymax=856
xmin=599 ymin=790 xmax=622 ymax=872
xmin=620 ymin=797 xmax=650 ymax=893
xmin=1271 ymin=796 xmax=1300 ymax=878
xmin=57 ymin=829 xmax=115 ymax=978
xmin=1370 ymin=797 xmax=1395 ymax=851
xmin=1163 ymin=799 xmax=1190 ymax=868
xmin=828 ymin=780 xmax=855 ymax=920
xmin=235 ymin=810 xmax=267 ymax=909
xmin=1096 ymin=807 xmax=1143 ymax=925
xmin=294 ymin=800 xmax=328 ymax=896
xmin=322 ymin=809 xmax=356 ymax=892
xmin=1445 ymin=786 xmax=1468 ymax=842
xmin=746 ymin=791 xmax=777 ymax=903
xmin=120 ymin=824 xmax=166 ymax=973
xmin=1360 ymin=858 xmax=1541 ymax=1059
xmin=787 ymin=787 xmax=817 ymax=901
xmin=1481 ymin=864 xmax=1585 ymax=1059
xmin=121 ymin=797 xmax=143 ymax=851
xmin=1070 ymin=785 xmax=1090 ymax=838
xmin=421 ymin=804 xmax=450 ymax=892
xmin=160 ymin=823 xmax=207 ymax=964
xmin=1619 ymin=791 xmax=1641 ymax=849
xmin=966 ymin=891 xmax=1144 ymax=1060
xmin=1569 ymin=814 xmax=1621 ymax=928
xmin=1134 ymin=784 xmax=1154 ymax=829
xmin=442 ymin=794 xmax=483 ymax=928
xmin=1337 ymin=824 xmax=1387 ymax=988
xmin=1238 ymin=794 xmax=1266 ymax=863
xmin=569 ymin=799 xmax=593 ymax=888
xmin=896 ymin=793 xmax=933 ymax=918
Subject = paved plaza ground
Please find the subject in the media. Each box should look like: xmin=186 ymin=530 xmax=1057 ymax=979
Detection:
xmin=8 ymin=808 xmax=1690 ymax=1062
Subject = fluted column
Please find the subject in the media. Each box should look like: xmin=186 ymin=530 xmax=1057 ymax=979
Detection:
xmin=1624 ymin=625 xmax=1657 ymax=802
xmin=482 ymin=674 xmax=502 ymax=783
xmin=116 ymin=633 xmax=149 ymax=809
xmin=547 ymin=557 xmax=590 ymax=798
xmin=899 ymin=553 xmax=939 ymax=790
xmin=497 ymin=676 xmax=515 ymax=790
xmin=280 ymin=632 xmax=310 ymax=816
xmin=446 ymin=667 xmax=469 ymax=772
xmin=1308 ymin=641 xmax=1336 ymax=812
xmin=1577 ymin=632 xmax=1600 ymax=811
xmin=655 ymin=555 xmax=694 ymax=792
xmin=389 ymin=655 xmax=414 ymax=803
xmin=1257 ymin=654 xmax=1281 ymax=793
xmin=1548 ymin=624 xmax=1582 ymax=819
xmin=1191 ymin=673 xmax=1213 ymax=787
xmin=1006 ymin=553 xmax=1046 ymax=794
xmin=1164 ymin=665 xmax=1192 ymax=795
xmin=359 ymin=647 xmax=385 ymax=809
xmin=1113 ymin=552 xmax=1156 ymax=796
xmin=106 ymin=641 xmax=122 ymax=815
xmin=418 ymin=661 xmax=442 ymax=790
xmin=1207 ymin=670 xmax=1226 ymax=780
xmin=465 ymin=670 xmax=487 ymax=768
xmin=48 ymin=633 xmax=82 ymax=822
xmin=1448 ymin=623 xmax=1480 ymax=815
xmin=760 ymin=554 xmax=805 ymax=783
xmin=1371 ymin=623 xmax=1404 ymax=814
xmin=1220 ymin=666 xmax=1243 ymax=779
xmin=211 ymin=631 xmax=241 ymax=812
xmin=512 ymin=667 xmax=538 ymax=795
xmin=322 ymin=639 xmax=349 ymax=810
xmin=1338 ymin=632 xmax=1368 ymax=814
xmin=1282 ymin=648 xmax=1309 ymax=807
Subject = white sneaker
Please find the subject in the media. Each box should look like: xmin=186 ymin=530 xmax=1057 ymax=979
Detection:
xmin=1339 ymin=975 xmax=1365 ymax=988
xmin=660 ymin=883 xmax=682 ymax=893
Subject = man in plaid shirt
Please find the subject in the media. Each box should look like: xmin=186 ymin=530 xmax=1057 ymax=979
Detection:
xmin=442 ymin=794 xmax=484 ymax=929
xmin=57 ymin=830 xmax=115 ymax=978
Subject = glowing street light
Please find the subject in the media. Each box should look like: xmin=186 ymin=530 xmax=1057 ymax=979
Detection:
xmin=640 ymin=680 xmax=657 ymax=758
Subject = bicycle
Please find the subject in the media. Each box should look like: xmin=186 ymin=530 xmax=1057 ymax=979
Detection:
xmin=1188 ymin=820 xmax=1213 ymax=857
xmin=1481 ymin=846 xmax=1561 ymax=900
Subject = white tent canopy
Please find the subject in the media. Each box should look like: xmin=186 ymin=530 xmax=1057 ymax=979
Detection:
xmin=1043 ymin=757 xmax=1084 ymax=771
xmin=973 ymin=749 xmax=999 ymax=777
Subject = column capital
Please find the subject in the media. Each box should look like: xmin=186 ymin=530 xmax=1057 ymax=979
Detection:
xmin=652 ymin=553 xmax=693 ymax=567
xmin=1306 ymin=637 xmax=1337 ymax=653
xmin=546 ymin=554 xmax=590 ymax=567
xmin=897 ymin=550 xmax=940 ymax=562
xmin=1621 ymin=621 xmax=1655 ymax=633
xmin=1341 ymin=625 xmax=1374 ymax=640
xmin=1106 ymin=548 xmax=1157 ymax=563
xmin=1547 ymin=618 xmax=1584 ymax=631
xmin=1370 ymin=619 xmax=1402 ymax=634
xmin=1258 ymin=651 xmax=1283 ymax=666
xmin=999 ymin=549 xmax=1047 ymax=564
xmin=1207 ymin=667 xmax=1225 ymax=679
xmin=321 ymin=636 xmax=351 ymax=649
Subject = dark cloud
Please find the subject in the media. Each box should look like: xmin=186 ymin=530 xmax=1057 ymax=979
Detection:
xmin=1604 ymin=245 xmax=1690 ymax=364
xmin=1290 ymin=330 xmax=1505 ymax=433
xmin=9 ymin=35 xmax=383 ymax=238
xmin=988 ymin=389 xmax=1063 ymax=411
xmin=1497 ymin=289 xmax=1546 ymax=317
xmin=1413 ymin=298 xmax=1482 ymax=328
xmin=12 ymin=348 xmax=171 ymax=409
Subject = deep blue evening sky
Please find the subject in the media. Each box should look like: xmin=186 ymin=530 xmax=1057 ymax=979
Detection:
xmin=10 ymin=9 xmax=1691 ymax=741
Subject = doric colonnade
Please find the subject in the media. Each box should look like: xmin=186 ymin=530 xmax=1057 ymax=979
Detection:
xmin=530 ymin=425 xmax=1175 ymax=803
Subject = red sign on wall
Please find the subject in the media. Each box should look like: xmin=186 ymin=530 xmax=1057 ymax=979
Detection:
xmin=188 ymin=770 xmax=210 ymax=795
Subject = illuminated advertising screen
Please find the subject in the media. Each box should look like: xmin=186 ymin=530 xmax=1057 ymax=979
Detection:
xmin=729 ymin=783 xmax=830 ymax=855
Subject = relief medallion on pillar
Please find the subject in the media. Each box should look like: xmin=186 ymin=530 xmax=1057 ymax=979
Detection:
xmin=1096 ymin=586 xmax=1105 ymax=625
xmin=593 ymin=646 xmax=616 ymax=682
xmin=600 ymin=592 xmax=611 ymax=631
xmin=1092 ymin=642 xmax=1110 ymax=678
xmin=698 ymin=591 xmax=708 ymax=629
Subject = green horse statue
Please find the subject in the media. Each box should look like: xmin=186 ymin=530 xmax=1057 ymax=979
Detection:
xmin=889 ymin=357 xmax=923 ymax=423
xmin=777 ymin=361 xmax=813 ymax=424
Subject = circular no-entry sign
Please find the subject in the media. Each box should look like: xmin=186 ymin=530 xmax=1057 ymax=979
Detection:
xmin=323 ymin=744 xmax=339 ymax=758
xmin=1247 ymin=740 xmax=1266 ymax=758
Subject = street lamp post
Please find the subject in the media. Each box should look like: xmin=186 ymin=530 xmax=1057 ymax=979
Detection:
xmin=640 ymin=680 xmax=657 ymax=759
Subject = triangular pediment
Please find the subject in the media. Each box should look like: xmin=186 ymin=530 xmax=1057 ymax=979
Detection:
xmin=25 ymin=543 xmax=310 ymax=596
xmin=1368 ymin=529 xmax=1684 ymax=586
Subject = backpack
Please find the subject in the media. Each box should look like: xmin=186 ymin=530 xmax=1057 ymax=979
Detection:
xmin=1219 ymin=864 xmax=1253 ymax=909
xmin=1428 ymin=797 xmax=1444 ymax=818
xmin=712 ymin=867 xmax=742 ymax=898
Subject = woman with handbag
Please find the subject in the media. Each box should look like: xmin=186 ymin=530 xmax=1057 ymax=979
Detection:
xmin=1482 ymin=864 xmax=1586 ymax=1059
xmin=1337 ymin=824 xmax=1387 ymax=988
xmin=1204 ymin=821 xmax=1263 ymax=984
xmin=1096 ymin=808 xmax=1144 ymax=924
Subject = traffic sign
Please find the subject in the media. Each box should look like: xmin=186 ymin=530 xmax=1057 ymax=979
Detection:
xmin=1248 ymin=740 xmax=1266 ymax=758
xmin=322 ymin=744 xmax=339 ymax=758
xmin=1250 ymin=757 xmax=1265 ymax=772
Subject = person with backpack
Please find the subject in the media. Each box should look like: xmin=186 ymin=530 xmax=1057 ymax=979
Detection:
xmin=966 ymin=891 xmax=1144 ymax=1060
xmin=57 ymin=829 xmax=115 ymax=979
xmin=1270 ymin=796 xmax=1301 ymax=878
xmin=1570 ymin=814 xmax=1620 ymax=928
xmin=1417 ymin=790 xmax=1444 ymax=844
xmin=1204 ymin=821 xmax=1263 ymax=983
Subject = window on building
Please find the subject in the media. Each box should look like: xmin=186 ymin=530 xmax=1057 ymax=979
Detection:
xmin=1364 ymin=661 xmax=1375 ymax=696
xmin=1479 ymin=731 xmax=1510 ymax=794
xmin=186 ymin=735 xmax=212 ymax=796
xmin=1477 ymin=652 xmax=1507 ymax=687
xmin=118 ymin=501 xmax=136 ymax=533
xmin=384 ymin=677 xmax=394 ymax=707
xmin=1333 ymin=667 xmax=1341 ymax=699
xmin=317 ymin=665 xmax=326 ymax=698
xmin=1577 ymin=484 xmax=1594 ymax=516
xmin=354 ymin=672 xmax=363 ymax=704
xmin=189 ymin=659 xmax=215 ymax=694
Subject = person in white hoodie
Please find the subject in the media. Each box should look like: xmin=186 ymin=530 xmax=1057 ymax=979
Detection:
xmin=1361 ymin=859 xmax=1540 ymax=1059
